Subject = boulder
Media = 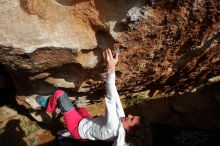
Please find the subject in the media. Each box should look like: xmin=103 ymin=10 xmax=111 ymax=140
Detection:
xmin=0 ymin=0 xmax=219 ymax=123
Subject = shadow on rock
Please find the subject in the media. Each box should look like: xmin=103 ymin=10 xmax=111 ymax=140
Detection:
xmin=124 ymin=82 xmax=220 ymax=146
xmin=0 ymin=119 xmax=27 ymax=146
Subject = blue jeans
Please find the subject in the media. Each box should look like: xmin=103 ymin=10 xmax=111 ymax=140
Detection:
xmin=57 ymin=92 xmax=75 ymax=112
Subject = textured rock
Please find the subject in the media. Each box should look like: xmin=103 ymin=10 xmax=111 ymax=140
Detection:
xmin=0 ymin=0 xmax=143 ymax=94
xmin=116 ymin=0 xmax=220 ymax=97
xmin=0 ymin=0 xmax=219 ymax=123
xmin=1 ymin=0 xmax=99 ymax=53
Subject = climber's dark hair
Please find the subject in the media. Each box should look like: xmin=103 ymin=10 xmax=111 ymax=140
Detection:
xmin=125 ymin=118 xmax=152 ymax=146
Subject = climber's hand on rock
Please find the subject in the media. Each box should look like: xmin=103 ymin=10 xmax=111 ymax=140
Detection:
xmin=103 ymin=48 xmax=119 ymax=74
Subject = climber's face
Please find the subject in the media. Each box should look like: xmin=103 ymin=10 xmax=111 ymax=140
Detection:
xmin=122 ymin=114 xmax=141 ymax=131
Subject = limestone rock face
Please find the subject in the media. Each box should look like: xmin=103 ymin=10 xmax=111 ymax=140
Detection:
xmin=116 ymin=0 xmax=220 ymax=97
xmin=0 ymin=0 xmax=219 ymax=120
xmin=1 ymin=0 xmax=98 ymax=53
xmin=0 ymin=0 xmax=142 ymax=94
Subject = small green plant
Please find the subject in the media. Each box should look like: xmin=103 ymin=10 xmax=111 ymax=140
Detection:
xmin=21 ymin=119 xmax=41 ymax=135
xmin=25 ymin=134 xmax=38 ymax=146
xmin=20 ymin=119 xmax=41 ymax=145
xmin=124 ymin=96 xmax=148 ymax=106
xmin=26 ymin=124 xmax=41 ymax=134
